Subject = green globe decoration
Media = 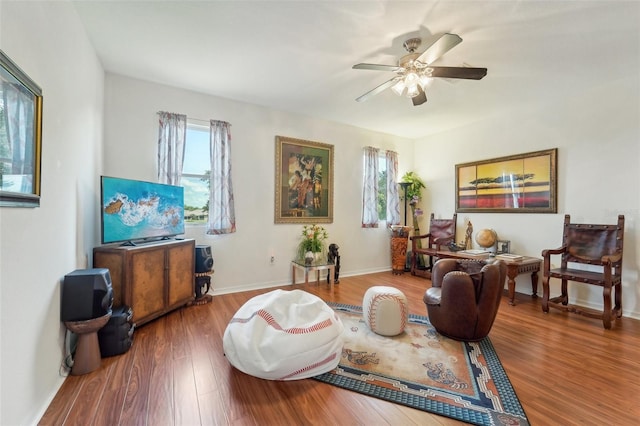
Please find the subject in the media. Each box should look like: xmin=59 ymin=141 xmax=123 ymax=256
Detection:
xmin=475 ymin=228 xmax=497 ymax=250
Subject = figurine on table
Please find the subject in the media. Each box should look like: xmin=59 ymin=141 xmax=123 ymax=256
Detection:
xmin=464 ymin=221 xmax=473 ymax=250
xmin=327 ymin=243 xmax=340 ymax=284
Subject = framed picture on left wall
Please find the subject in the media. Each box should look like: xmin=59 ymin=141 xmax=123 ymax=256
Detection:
xmin=0 ymin=50 xmax=43 ymax=207
xmin=274 ymin=135 xmax=334 ymax=224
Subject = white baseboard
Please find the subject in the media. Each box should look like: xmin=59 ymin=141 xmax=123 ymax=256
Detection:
xmin=211 ymin=267 xmax=391 ymax=295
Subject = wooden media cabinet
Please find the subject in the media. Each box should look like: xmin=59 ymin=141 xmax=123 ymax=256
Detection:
xmin=93 ymin=239 xmax=195 ymax=326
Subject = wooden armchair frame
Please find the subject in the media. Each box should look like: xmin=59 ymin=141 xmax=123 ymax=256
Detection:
xmin=410 ymin=213 xmax=457 ymax=277
xmin=541 ymin=214 xmax=625 ymax=329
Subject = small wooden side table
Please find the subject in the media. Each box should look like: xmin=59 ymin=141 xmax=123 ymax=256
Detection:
xmin=501 ymin=256 xmax=541 ymax=305
xmin=291 ymin=259 xmax=335 ymax=291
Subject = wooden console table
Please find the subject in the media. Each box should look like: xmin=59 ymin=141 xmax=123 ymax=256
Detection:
xmin=434 ymin=251 xmax=541 ymax=306
xmin=94 ymin=239 xmax=195 ymax=326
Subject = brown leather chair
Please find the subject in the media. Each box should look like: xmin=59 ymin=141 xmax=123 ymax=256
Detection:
xmin=541 ymin=214 xmax=624 ymax=329
xmin=410 ymin=213 xmax=457 ymax=276
xmin=424 ymin=259 xmax=507 ymax=341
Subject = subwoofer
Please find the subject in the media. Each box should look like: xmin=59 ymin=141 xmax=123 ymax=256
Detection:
xmin=195 ymin=245 xmax=214 ymax=273
xmin=98 ymin=305 xmax=135 ymax=357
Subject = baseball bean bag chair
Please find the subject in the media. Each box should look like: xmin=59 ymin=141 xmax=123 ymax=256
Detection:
xmin=223 ymin=289 xmax=344 ymax=380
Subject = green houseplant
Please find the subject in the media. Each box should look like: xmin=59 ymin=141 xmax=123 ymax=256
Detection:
xmin=401 ymin=171 xmax=426 ymax=232
xmin=297 ymin=224 xmax=329 ymax=262
xmin=401 ymin=172 xmax=426 ymax=268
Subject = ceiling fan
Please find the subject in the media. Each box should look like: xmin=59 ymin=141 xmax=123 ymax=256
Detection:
xmin=352 ymin=33 xmax=487 ymax=106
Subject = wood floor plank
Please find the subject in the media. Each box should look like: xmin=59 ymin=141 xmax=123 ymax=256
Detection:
xmin=147 ymin=315 xmax=174 ymax=426
xmin=91 ymin=387 xmax=127 ymax=426
xmin=118 ymin=324 xmax=153 ymax=425
xmin=172 ymin=356 xmax=201 ymax=425
xmin=91 ymin=343 xmax=136 ymax=425
xmin=182 ymin=303 xmax=218 ymax=397
xmin=38 ymin=271 xmax=640 ymax=425
xmin=197 ymin=389 xmax=230 ymax=425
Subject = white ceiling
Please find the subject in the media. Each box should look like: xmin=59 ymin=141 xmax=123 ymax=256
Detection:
xmin=72 ymin=1 xmax=639 ymax=139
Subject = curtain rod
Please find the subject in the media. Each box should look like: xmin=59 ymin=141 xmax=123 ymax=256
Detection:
xmin=188 ymin=117 xmax=209 ymax=124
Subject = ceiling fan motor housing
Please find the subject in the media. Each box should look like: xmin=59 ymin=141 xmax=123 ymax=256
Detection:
xmin=402 ymin=38 xmax=422 ymax=53
xmin=398 ymin=52 xmax=422 ymax=69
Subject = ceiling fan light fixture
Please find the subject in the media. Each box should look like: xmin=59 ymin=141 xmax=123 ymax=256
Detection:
xmin=418 ymin=74 xmax=433 ymax=90
xmin=404 ymin=71 xmax=419 ymax=86
xmin=405 ymin=84 xmax=420 ymax=98
xmin=391 ymin=79 xmax=406 ymax=96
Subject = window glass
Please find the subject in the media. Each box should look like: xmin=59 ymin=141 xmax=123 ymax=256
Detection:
xmin=182 ymin=124 xmax=210 ymax=224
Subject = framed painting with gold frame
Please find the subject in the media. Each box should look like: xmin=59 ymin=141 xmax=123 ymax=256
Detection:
xmin=455 ymin=148 xmax=557 ymax=213
xmin=275 ymin=136 xmax=333 ymax=223
xmin=0 ymin=50 xmax=43 ymax=207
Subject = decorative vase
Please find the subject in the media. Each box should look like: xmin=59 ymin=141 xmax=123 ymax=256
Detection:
xmin=304 ymin=251 xmax=314 ymax=265
xmin=390 ymin=226 xmax=411 ymax=275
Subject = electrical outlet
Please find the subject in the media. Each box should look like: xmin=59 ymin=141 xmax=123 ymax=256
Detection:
xmin=270 ymin=255 xmax=275 ymax=264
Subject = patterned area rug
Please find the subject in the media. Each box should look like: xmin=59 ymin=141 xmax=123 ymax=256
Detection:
xmin=314 ymin=303 xmax=530 ymax=426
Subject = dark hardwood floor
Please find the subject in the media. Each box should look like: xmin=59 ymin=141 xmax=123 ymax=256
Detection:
xmin=40 ymin=271 xmax=640 ymax=425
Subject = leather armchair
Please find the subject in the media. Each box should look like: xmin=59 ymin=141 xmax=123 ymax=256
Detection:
xmin=424 ymin=259 xmax=507 ymax=341
xmin=541 ymin=214 xmax=624 ymax=329
xmin=410 ymin=213 xmax=457 ymax=277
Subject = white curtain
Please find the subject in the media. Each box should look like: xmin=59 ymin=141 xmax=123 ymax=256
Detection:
xmin=2 ymin=80 xmax=35 ymax=192
xmin=157 ymin=111 xmax=187 ymax=185
xmin=385 ymin=150 xmax=400 ymax=226
xmin=207 ymin=120 xmax=236 ymax=235
xmin=361 ymin=146 xmax=379 ymax=228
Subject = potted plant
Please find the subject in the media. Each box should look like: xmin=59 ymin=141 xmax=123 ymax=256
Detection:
xmin=297 ymin=224 xmax=329 ymax=264
xmin=401 ymin=172 xmax=426 ymax=268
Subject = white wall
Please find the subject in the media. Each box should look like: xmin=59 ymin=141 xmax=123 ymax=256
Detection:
xmin=415 ymin=72 xmax=640 ymax=318
xmin=103 ymin=74 xmax=415 ymax=293
xmin=0 ymin=1 xmax=104 ymax=425
xmin=1 ymin=1 xmax=638 ymax=423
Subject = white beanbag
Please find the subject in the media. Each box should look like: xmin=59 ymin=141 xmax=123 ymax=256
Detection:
xmin=223 ymin=289 xmax=344 ymax=380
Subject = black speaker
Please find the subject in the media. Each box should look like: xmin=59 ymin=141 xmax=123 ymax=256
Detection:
xmin=195 ymin=245 xmax=214 ymax=273
xmin=61 ymin=268 xmax=114 ymax=322
xmin=99 ymin=305 xmax=135 ymax=357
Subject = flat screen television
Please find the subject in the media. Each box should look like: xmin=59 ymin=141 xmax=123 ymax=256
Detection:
xmin=100 ymin=176 xmax=185 ymax=245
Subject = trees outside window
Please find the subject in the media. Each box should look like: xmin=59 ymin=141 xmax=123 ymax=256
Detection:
xmin=377 ymin=156 xmax=387 ymax=221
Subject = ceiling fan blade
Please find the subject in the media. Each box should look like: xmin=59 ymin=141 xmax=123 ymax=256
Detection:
xmin=412 ymin=87 xmax=427 ymax=106
xmin=353 ymin=63 xmax=401 ymax=72
xmin=416 ymin=33 xmax=463 ymax=65
xmin=428 ymin=66 xmax=487 ymax=80
xmin=355 ymin=77 xmax=401 ymax=102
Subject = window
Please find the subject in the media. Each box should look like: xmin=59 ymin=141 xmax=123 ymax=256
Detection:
xmin=377 ymin=155 xmax=387 ymax=221
xmin=362 ymin=147 xmax=398 ymax=228
xmin=182 ymin=123 xmax=210 ymax=224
